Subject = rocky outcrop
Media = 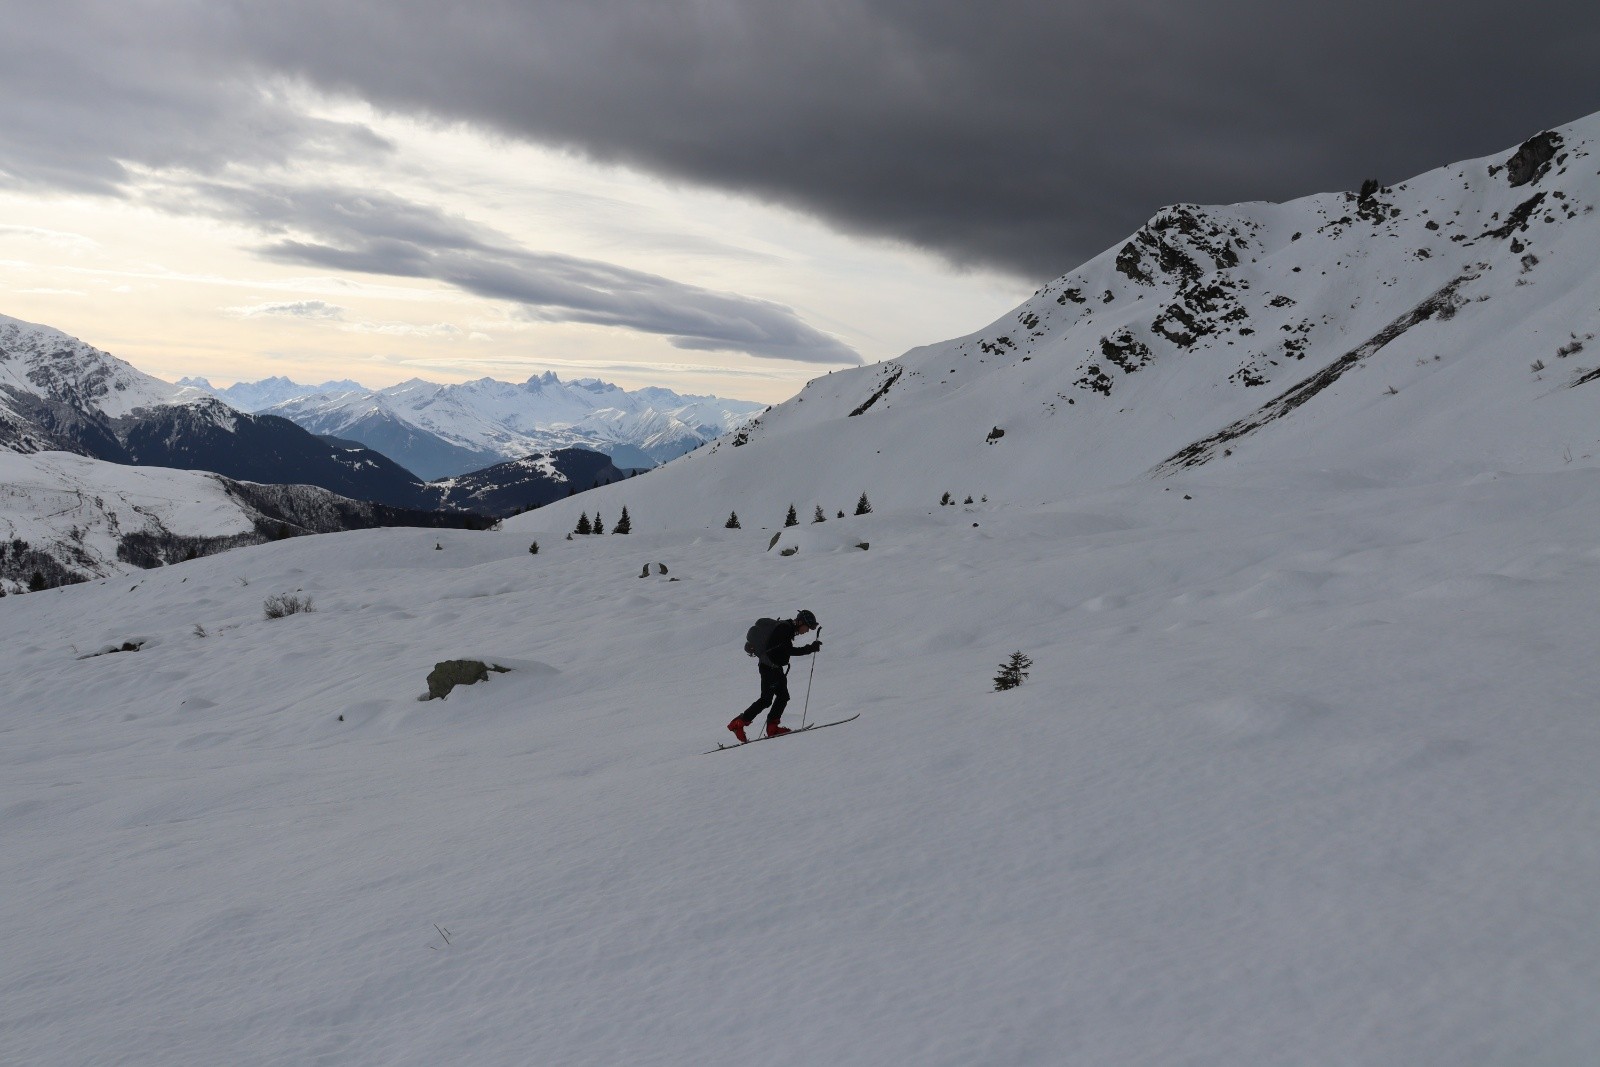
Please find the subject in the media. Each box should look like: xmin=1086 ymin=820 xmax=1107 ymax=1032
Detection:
xmin=1505 ymin=131 xmax=1563 ymax=188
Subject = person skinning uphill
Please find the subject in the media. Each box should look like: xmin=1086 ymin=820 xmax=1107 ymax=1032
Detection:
xmin=728 ymin=609 xmax=822 ymax=741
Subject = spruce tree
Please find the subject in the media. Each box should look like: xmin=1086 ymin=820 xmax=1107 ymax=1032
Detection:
xmin=993 ymin=651 xmax=1033 ymax=692
xmin=785 ymin=504 xmax=799 ymax=527
xmin=593 ymin=513 xmax=605 ymax=535
xmin=813 ymin=505 xmax=826 ymax=523
xmin=855 ymin=492 xmax=873 ymax=515
xmin=726 ymin=511 xmax=741 ymax=529
xmin=614 ymin=506 xmax=632 ymax=534
xmin=575 ymin=512 xmax=592 ymax=535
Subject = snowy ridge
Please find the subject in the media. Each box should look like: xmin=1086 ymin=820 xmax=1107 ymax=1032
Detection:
xmin=180 ymin=375 xmax=366 ymax=412
xmin=517 ymin=114 xmax=1600 ymax=537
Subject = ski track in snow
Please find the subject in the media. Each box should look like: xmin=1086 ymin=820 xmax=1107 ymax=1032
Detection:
xmin=2 ymin=470 xmax=1599 ymax=1065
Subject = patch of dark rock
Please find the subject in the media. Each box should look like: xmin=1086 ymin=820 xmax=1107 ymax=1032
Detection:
xmin=849 ymin=366 xmax=904 ymax=417
xmin=1099 ymin=331 xmax=1154 ymax=373
xmin=1482 ymin=192 xmax=1548 ymax=240
xmin=1115 ymin=242 xmax=1152 ymax=284
xmin=425 ymin=659 xmax=511 ymax=700
xmin=1505 ymin=131 xmax=1563 ymax=188
xmin=79 ymin=640 xmax=145 ymax=660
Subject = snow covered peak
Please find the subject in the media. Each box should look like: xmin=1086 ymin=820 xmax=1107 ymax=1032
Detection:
xmin=0 ymin=313 xmax=190 ymax=422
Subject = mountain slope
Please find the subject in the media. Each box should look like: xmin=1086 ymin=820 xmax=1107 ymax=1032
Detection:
xmin=430 ymin=447 xmax=629 ymax=518
xmin=0 ymin=451 xmax=489 ymax=591
xmin=514 ymin=115 xmax=1600 ymax=537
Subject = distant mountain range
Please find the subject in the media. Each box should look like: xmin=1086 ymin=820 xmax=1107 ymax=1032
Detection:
xmin=0 ymin=314 xmax=644 ymax=586
xmin=182 ymin=372 xmax=767 ymax=479
xmin=0 ymin=315 xmax=446 ymax=510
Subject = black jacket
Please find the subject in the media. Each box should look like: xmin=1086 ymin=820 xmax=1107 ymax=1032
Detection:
xmin=763 ymin=619 xmax=819 ymax=668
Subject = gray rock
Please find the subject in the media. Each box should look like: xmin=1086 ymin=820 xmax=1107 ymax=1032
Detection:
xmin=426 ymin=659 xmax=510 ymax=700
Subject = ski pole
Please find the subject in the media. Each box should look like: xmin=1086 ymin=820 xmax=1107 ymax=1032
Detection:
xmin=801 ymin=625 xmax=820 ymax=728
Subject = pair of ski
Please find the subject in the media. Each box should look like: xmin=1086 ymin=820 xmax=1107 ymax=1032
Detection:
xmin=703 ymin=713 xmax=860 ymax=754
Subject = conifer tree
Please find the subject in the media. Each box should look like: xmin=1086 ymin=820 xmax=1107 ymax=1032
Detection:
xmin=575 ymin=512 xmax=592 ymax=535
xmin=726 ymin=511 xmax=741 ymax=529
xmin=593 ymin=513 xmax=605 ymax=535
xmin=993 ymin=651 xmax=1033 ymax=692
xmin=855 ymin=492 xmax=873 ymax=515
xmin=813 ymin=505 xmax=826 ymax=523
xmin=785 ymin=504 xmax=799 ymax=527
xmin=613 ymin=506 xmax=632 ymax=534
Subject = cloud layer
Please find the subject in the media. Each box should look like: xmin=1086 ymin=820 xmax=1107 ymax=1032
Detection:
xmin=185 ymin=181 xmax=860 ymax=363
xmin=5 ymin=1 xmax=1598 ymax=281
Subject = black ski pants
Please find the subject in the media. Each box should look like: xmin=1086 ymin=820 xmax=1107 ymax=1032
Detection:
xmin=738 ymin=662 xmax=790 ymax=726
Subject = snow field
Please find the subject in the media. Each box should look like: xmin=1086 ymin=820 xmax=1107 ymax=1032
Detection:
xmin=2 ymin=466 xmax=1598 ymax=1064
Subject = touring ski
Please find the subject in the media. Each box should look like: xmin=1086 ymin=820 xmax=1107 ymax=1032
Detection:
xmin=703 ymin=713 xmax=860 ymax=754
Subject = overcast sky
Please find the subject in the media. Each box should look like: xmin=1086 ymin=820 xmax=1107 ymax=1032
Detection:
xmin=2 ymin=1 xmax=1595 ymax=401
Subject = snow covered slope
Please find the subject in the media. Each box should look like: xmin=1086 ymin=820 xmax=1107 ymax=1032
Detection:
xmin=2 ymin=469 xmax=1597 ymax=1063
xmin=523 ymin=116 xmax=1600 ymax=537
xmin=261 ymin=373 xmax=766 ymax=478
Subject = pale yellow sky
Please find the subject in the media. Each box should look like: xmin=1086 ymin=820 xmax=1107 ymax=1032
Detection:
xmin=0 ymin=98 xmax=1029 ymax=405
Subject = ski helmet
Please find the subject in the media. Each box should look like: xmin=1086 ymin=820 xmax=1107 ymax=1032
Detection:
xmin=795 ymin=609 xmax=818 ymax=628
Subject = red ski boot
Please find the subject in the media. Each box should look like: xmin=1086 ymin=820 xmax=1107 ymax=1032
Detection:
xmin=727 ymin=717 xmax=749 ymax=743
xmin=765 ymin=722 xmax=792 ymax=738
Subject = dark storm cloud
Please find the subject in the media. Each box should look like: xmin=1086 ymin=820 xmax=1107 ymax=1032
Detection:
xmin=5 ymin=1 xmax=1598 ymax=279
xmin=0 ymin=2 xmax=392 ymax=195
xmin=219 ymin=0 xmax=1600 ymax=276
xmin=172 ymin=181 xmax=860 ymax=363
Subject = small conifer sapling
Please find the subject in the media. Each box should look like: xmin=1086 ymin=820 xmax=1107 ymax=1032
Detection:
xmin=993 ymin=651 xmax=1033 ymax=692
